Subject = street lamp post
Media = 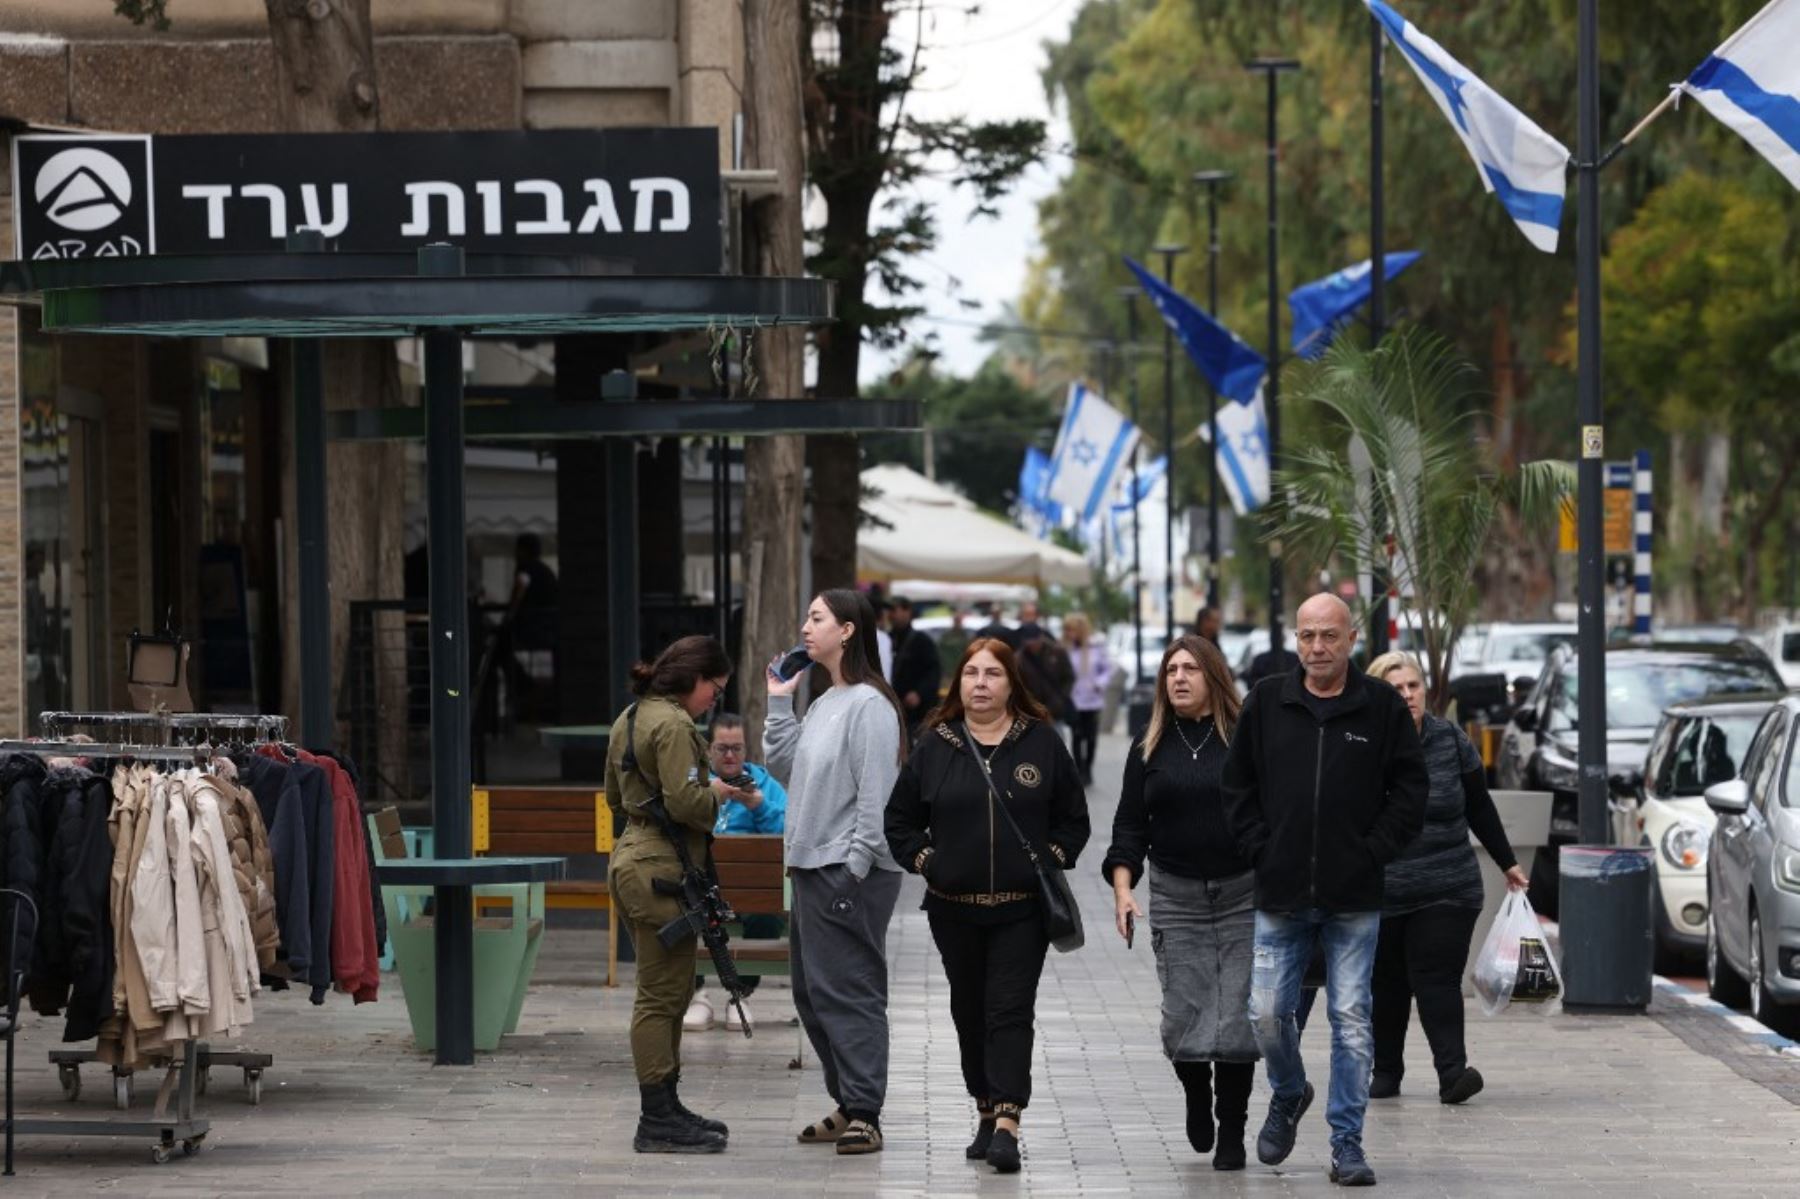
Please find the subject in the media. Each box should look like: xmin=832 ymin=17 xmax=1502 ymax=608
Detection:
xmin=1367 ymin=18 xmax=1392 ymax=657
xmin=1118 ymin=285 xmax=1145 ymax=686
xmin=1247 ymin=56 xmax=1301 ymax=659
xmin=1153 ymin=243 xmax=1188 ymax=647
xmin=1575 ymin=0 xmax=1608 ymax=846
xmin=1193 ymin=169 xmax=1233 ymax=612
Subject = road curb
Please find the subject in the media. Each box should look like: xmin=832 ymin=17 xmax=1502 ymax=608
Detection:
xmin=1653 ymin=975 xmax=1800 ymax=1056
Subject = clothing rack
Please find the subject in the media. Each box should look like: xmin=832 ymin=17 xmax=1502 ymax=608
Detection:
xmin=0 ymin=718 xmax=285 ymax=1159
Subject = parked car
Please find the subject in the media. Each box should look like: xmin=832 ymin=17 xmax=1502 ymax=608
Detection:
xmin=1754 ymin=622 xmax=1800 ymax=688
xmin=1617 ymin=694 xmax=1782 ymax=971
xmin=1459 ymin=621 xmax=1577 ymax=692
xmin=1704 ymin=694 xmax=1800 ymax=1031
xmin=1495 ymin=641 xmax=1786 ymax=914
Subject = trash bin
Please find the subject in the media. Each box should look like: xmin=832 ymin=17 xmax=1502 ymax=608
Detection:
xmin=1558 ymin=844 xmax=1654 ymax=1011
xmin=1126 ymin=684 xmax=1157 ymax=740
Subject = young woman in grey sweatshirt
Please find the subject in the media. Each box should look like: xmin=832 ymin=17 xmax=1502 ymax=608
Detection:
xmin=764 ymin=588 xmax=909 ymax=1156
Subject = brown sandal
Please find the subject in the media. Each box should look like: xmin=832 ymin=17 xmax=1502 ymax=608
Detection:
xmin=835 ymin=1118 xmax=883 ymax=1155
xmin=797 ymin=1108 xmax=847 ymax=1144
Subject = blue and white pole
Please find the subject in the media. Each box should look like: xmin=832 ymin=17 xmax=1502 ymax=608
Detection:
xmin=1633 ymin=449 xmax=1652 ymax=636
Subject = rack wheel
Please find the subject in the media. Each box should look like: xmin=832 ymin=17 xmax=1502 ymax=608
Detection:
xmin=182 ymin=1134 xmax=206 ymax=1157
xmin=245 ymin=1069 xmax=263 ymax=1105
xmin=114 ymin=1073 xmax=131 ymax=1111
xmin=151 ymin=1142 xmax=171 ymax=1165
xmin=58 ymin=1062 xmax=80 ymax=1102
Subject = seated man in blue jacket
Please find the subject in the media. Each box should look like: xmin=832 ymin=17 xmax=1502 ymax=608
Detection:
xmin=684 ymin=712 xmax=788 ymax=1033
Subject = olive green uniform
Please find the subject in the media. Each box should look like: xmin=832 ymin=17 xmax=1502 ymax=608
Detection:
xmin=605 ymin=695 xmax=719 ymax=1086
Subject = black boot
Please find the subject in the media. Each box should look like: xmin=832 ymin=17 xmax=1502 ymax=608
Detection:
xmin=634 ymin=1081 xmax=727 ymax=1154
xmin=1173 ymin=1060 xmax=1215 ymax=1154
xmin=1211 ymin=1062 xmax=1254 ymax=1172
xmin=667 ymin=1074 xmax=729 ymax=1137
xmin=965 ymin=1106 xmax=996 ymax=1160
xmin=986 ymin=1127 xmax=1021 ymax=1174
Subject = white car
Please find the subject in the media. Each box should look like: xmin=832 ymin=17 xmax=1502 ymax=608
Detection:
xmin=1460 ymin=621 xmax=1577 ymax=693
xmin=1755 ymin=623 xmax=1800 ymax=688
xmin=1623 ymin=693 xmax=1781 ymax=970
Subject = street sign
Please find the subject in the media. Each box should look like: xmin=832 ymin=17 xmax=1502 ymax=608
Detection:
xmin=1559 ymin=460 xmax=1634 ymax=554
xmin=12 ymin=128 xmax=722 ymax=273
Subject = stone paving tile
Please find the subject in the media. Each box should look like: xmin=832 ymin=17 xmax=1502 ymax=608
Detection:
xmin=3 ymin=733 xmax=1799 ymax=1195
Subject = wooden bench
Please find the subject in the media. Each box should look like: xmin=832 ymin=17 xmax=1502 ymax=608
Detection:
xmin=471 ymin=786 xmax=619 ymax=987
xmin=697 ymin=834 xmax=792 ymax=981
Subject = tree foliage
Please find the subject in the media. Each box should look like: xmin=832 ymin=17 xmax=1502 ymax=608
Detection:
xmin=1271 ymin=328 xmax=1571 ymax=712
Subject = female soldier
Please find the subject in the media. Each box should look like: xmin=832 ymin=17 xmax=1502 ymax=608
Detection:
xmin=765 ymin=589 xmax=910 ymax=1156
xmin=1105 ymin=635 xmax=1257 ymax=1170
xmin=885 ymin=638 xmax=1090 ymax=1174
xmin=605 ymin=634 xmax=736 ymax=1154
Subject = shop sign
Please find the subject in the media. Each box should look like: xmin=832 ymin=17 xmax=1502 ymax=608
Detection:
xmin=11 ymin=128 xmax=721 ymax=273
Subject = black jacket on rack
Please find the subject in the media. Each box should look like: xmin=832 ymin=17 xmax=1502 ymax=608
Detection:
xmin=60 ymin=772 xmax=117 ymax=1042
xmin=0 ymin=754 xmax=48 ymax=985
xmin=29 ymin=768 xmax=85 ymax=1013
xmin=239 ymin=752 xmax=316 ymax=985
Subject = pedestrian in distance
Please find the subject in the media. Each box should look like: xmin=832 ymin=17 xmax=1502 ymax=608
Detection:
xmin=885 ymin=637 xmax=1090 ymax=1174
xmin=1193 ymin=604 xmax=1224 ymax=648
xmin=1221 ymin=593 xmax=1428 ymax=1187
xmin=603 ymin=634 xmax=736 ymax=1154
xmin=1105 ymin=634 xmax=1258 ymax=1171
xmin=683 ymin=712 xmax=787 ymax=1035
xmin=1063 ymin=612 xmax=1112 ymax=786
xmin=1364 ymin=651 xmax=1529 ymax=1105
xmin=889 ymin=595 xmax=943 ymax=741
xmin=764 ymin=589 xmax=910 ymax=1156
xmin=1015 ymin=619 xmax=1075 ymax=732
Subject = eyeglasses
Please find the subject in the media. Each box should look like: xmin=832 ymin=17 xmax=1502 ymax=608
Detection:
xmin=712 ymin=744 xmax=745 ymax=756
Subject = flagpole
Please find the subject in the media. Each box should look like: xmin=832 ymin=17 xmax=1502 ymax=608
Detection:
xmin=1248 ymin=57 xmax=1301 ymax=661
xmin=1118 ymin=285 xmax=1146 ymax=687
xmin=1194 ymin=169 xmax=1233 ymax=614
xmin=1367 ymin=13 xmax=1392 ymax=658
xmin=1575 ymin=0 xmax=1609 ymax=849
xmin=1154 ymin=243 xmax=1189 ymax=648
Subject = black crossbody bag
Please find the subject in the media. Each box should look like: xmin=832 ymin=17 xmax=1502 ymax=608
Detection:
xmin=961 ymin=724 xmax=1084 ymax=953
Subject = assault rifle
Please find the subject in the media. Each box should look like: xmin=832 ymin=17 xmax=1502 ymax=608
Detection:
xmin=619 ymin=703 xmax=752 ymax=1038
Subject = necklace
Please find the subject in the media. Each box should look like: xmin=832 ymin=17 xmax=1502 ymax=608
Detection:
xmin=1173 ymin=716 xmax=1215 ymax=762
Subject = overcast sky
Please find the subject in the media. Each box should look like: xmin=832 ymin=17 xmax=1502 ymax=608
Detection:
xmin=858 ymin=1 xmax=1079 ymax=385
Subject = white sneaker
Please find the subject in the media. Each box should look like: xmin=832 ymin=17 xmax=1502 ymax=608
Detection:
xmin=723 ymin=998 xmax=754 ymax=1033
xmin=682 ymin=995 xmax=716 ymax=1032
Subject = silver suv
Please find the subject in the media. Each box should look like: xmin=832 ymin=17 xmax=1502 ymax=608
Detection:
xmin=1705 ymin=694 xmax=1800 ymax=1033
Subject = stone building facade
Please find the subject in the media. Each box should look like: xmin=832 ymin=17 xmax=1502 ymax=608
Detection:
xmin=0 ymin=0 xmax=745 ymax=746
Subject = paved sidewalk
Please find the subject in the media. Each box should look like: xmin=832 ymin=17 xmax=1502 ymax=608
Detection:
xmin=4 ymin=732 xmax=1799 ymax=1195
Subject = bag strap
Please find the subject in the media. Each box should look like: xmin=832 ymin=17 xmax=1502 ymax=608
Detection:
xmin=960 ymin=722 xmax=1048 ymax=870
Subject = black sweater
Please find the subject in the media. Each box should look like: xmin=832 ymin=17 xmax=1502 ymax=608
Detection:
xmin=1222 ymin=667 xmax=1428 ymax=913
xmin=885 ymin=718 xmax=1091 ymax=918
xmin=1102 ymin=716 xmax=1249 ymax=888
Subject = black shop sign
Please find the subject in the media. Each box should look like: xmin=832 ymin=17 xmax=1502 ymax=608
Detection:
xmin=11 ymin=128 xmax=722 ymax=273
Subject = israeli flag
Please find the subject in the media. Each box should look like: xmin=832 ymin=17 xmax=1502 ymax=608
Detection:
xmin=1368 ymin=1 xmax=1571 ymax=252
xmin=1124 ymin=257 xmax=1266 ymax=402
xmin=1683 ymin=0 xmax=1800 ymax=191
xmin=1289 ymin=251 xmax=1423 ymax=359
xmin=1045 ymin=382 xmax=1141 ymax=527
xmin=1016 ymin=446 xmax=1065 ymax=529
xmin=1196 ymin=392 xmax=1271 ymax=516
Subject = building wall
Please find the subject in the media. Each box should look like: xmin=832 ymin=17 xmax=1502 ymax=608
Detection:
xmin=0 ymin=1 xmax=745 ymax=735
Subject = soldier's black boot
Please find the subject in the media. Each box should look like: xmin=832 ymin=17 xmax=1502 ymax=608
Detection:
xmin=634 ymin=1081 xmax=727 ymax=1153
xmin=667 ymin=1074 xmax=729 ymax=1137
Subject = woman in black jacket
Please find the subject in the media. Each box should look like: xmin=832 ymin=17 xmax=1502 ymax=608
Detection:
xmin=1104 ymin=634 xmax=1258 ymax=1171
xmin=886 ymin=636 xmax=1090 ymax=1175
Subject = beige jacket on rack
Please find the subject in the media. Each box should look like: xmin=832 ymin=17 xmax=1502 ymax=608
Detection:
xmin=186 ymin=770 xmax=261 ymax=1037
xmin=98 ymin=765 xmax=165 ymax=1067
xmin=131 ymin=771 xmax=212 ymax=1044
xmin=212 ymin=763 xmax=280 ymax=971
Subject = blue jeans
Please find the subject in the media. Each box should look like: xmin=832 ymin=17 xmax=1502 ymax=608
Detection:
xmin=1248 ymin=909 xmax=1381 ymax=1150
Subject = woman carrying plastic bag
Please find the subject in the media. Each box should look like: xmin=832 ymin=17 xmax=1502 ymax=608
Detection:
xmin=1473 ymin=892 xmax=1565 ymax=1016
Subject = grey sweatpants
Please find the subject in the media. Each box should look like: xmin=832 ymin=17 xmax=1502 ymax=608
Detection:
xmin=789 ymin=864 xmax=903 ymax=1122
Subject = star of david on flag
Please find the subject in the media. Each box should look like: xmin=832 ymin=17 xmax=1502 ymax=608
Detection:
xmin=1044 ymin=382 xmax=1140 ymax=526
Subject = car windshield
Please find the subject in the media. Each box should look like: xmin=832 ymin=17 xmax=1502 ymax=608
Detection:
xmin=1552 ymin=659 xmax=1782 ymax=730
xmin=1486 ymin=631 xmax=1573 ymax=662
xmin=1666 ymin=714 xmax=1765 ymax=795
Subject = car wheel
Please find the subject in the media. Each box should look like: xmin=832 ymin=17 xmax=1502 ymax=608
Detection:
xmin=1706 ymin=909 xmax=1750 ymax=1007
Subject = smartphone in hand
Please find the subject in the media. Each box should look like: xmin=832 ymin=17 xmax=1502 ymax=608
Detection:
xmin=1125 ymin=910 xmax=1136 ymax=949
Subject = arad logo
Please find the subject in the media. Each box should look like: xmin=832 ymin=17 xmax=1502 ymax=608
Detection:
xmin=36 ymin=147 xmax=135 ymax=232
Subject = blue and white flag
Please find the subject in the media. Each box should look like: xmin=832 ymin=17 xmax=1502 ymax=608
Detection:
xmin=1367 ymin=1 xmax=1571 ymax=252
xmin=1124 ymin=257 xmax=1267 ymax=403
xmin=1289 ymin=251 xmax=1423 ymax=359
xmin=1044 ymin=382 xmax=1140 ymax=527
xmin=1017 ymin=446 xmax=1065 ymax=530
xmin=1196 ymin=392 xmax=1271 ymax=516
xmin=1683 ymin=0 xmax=1800 ymax=191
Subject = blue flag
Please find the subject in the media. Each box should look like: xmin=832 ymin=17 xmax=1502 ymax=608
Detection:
xmin=1124 ymin=257 xmax=1266 ymax=403
xmin=1017 ymin=446 xmax=1064 ymax=527
xmin=1289 ymin=252 xmax=1423 ymax=359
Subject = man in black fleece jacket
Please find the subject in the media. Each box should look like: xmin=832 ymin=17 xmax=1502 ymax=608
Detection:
xmin=1221 ymin=594 xmax=1426 ymax=1187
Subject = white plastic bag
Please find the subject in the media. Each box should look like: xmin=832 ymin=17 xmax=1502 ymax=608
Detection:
xmin=1473 ymin=891 xmax=1563 ymax=1016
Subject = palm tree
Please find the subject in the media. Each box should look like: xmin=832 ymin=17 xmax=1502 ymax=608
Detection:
xmin=1271 ymin=328 xmax=1571 ymax=714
